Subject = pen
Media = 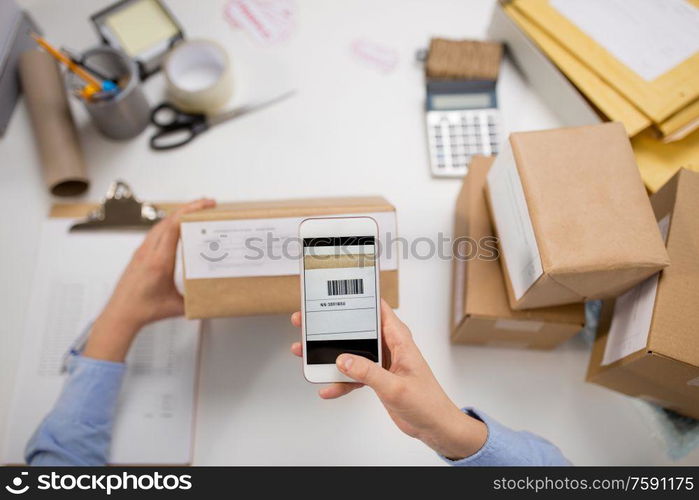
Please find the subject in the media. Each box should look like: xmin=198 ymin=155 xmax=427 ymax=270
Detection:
xmin=62 ymin=47 xmax=117 ymax=83
xmin=32 ymin=34 xmax=117 ymax=94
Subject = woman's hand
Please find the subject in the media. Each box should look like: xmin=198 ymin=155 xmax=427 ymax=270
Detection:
xmin=83 ymin=198 xmax=216 ymax=362
xmin=290 ymin=300 xmax=488 ymax=460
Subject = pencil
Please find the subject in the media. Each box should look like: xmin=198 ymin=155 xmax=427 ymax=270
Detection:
xmin=62 ymin=47 xmax=115 ymax=82
xmin=31 ymin=34 xmax=103 ymax=92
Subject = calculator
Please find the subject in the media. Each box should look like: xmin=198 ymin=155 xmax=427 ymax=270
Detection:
xmin=425 ymin=80 xmax=501 ymax=178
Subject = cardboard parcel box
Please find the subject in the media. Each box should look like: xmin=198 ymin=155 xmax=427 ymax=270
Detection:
xmin=587 ymin=169 xmax=699 ymax=419
xmin=485 ymin=123 xmax=670 ymax=310
xmin=452 ymin=156 xmax=585 ymax=349
xmin=179 ymin=196 xmax=399 ymax=318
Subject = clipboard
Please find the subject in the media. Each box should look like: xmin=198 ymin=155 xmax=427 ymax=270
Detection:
xmin=49 ymin=180 xmax=180 ymax=228
xmin=3 ymin=183 xmax=200 ymax=466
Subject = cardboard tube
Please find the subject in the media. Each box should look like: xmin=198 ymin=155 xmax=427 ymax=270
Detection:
xmin=19 ymin=50 xmax=89 ymax=197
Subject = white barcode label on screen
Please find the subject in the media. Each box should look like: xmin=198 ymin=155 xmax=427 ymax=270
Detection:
xmin=327 ymin=279 xmax=364 ymax=296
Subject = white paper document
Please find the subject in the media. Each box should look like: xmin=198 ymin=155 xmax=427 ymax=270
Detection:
xmin=486 ymin=143 xmax=543 ymax=300
xmin=181 ymin=211 xmax=397 ymax=280
xmin=551 ymin=0 xmax=699 ymax=81
xmin=2 ymin=220 xmax=200 ymax=465
xmin=602 ymin=215 xmax=671 ymax=366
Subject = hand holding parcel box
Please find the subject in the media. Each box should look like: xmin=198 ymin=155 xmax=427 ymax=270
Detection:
xmin=179 ymin=196 xmax=399 ymax=318
xmin=452 ymin=156 xmax=584 ymax=349
xmin=587 ymin=169 xmax=699 ymax=419
xmin=486 ymin=123 xmax=670 ymax=310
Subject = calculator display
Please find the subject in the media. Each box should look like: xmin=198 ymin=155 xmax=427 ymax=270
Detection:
xmin=431 ymin=93 xmax=492 ymax=110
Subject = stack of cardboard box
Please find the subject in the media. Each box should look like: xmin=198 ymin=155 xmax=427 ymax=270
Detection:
xmin=451 ymin=122 xmax=699 ymax=417
xmin=588 ymin=168 xmax=699 ymax=419
xmin=450 ymin=155 xmax=585 ymax=349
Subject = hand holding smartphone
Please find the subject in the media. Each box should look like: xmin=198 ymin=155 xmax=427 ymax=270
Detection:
xmin=289 ymin=296 xmax=490 ymax=461
xmin=299 ymin=216 xmax=382 ymax=383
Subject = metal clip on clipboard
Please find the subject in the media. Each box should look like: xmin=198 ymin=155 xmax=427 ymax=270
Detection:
xmin=70 ymin=180 xmax=165 ymax=232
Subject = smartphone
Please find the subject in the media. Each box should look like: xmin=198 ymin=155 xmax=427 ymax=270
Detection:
xmin=299 ymin=216 xmax=382 ymax=383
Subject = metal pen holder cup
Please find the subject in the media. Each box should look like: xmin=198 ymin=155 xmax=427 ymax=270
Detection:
xmin=67 ymin=46 xmax=150 ymax=140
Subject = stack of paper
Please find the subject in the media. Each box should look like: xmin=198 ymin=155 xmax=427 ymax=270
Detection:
xmin=1 ymin=219 xmax=200 ymax=465
xmin=503 ymin=0 xmax=699 ymax=191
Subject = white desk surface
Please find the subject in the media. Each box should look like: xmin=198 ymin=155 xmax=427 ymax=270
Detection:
xmin=2 ymin=0 xmax=696 ymax=466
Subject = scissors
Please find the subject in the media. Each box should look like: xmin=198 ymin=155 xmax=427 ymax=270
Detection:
xmin=149 ymin=90 xmax=296 ymax=151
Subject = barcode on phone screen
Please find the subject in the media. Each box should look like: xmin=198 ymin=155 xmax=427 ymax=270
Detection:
xmin=327 ymin=279 xmax=364 ymax=296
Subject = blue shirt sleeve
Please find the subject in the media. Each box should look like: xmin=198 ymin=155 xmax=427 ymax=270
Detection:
xmin=442 ymin=408 xmax=570 ymax=466
xmin=25 ymin=355 xmax=126 ymax=466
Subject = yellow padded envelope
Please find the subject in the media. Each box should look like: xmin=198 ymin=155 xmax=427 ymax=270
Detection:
xmin=514 ymin=0 xmax=699 ymax=124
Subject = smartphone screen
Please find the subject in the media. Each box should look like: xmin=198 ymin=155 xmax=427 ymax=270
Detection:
xmin=302 ymin=235 xmax=379 ymax=364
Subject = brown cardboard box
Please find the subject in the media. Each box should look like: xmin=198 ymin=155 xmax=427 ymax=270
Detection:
xmin=485 ymin=123 xmax=670 ymax=310
xmin=587 ymin=169 xmax=699 ymax=419
xmin=179 ymin=196 xmax=399 ymax=318
xmin=451 ymin=156 xmax=585 ymax=349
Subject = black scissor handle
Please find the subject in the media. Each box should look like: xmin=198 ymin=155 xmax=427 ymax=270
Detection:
xmin=149 ymin=126 xmax=195 ymax=151
xmin=149 ymin=102 xmax=209 ymax=151
xmin=150 ymin=102 xmax=205 ymax=129
xmin=149 ymin=120 xmax=209 ymax=151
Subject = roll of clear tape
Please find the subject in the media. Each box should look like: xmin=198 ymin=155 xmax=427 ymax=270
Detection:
xmin=164 ymin=40 xmax=233 ymax=114
xmin=19 ymin=50 xmax=89 ymax=197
